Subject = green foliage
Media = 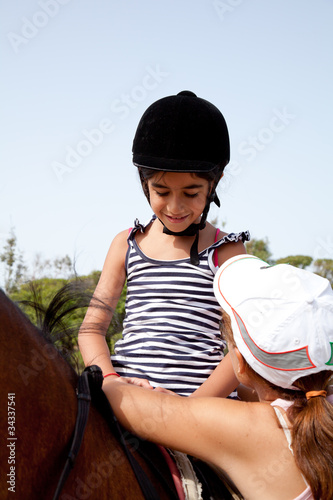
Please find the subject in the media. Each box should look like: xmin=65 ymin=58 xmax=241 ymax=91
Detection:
xmin=245 ymin=238 xmax=274 ymax=264
xmin=9 ymin=272 xmax=127 ymax=371
xmin=10 ymin=277 xmax=68 ymax=325
xmin=275 ymin=255 xmax=313 ymax=269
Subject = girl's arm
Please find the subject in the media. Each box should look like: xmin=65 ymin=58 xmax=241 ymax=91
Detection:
xmin=189 ymin=237 xmax=253 ymax=398
xmin=79 ymin=229 xmax=166 ymax=389
xmin=190 ymin=354 xmax=258 ymax=400
xmin=218 ymin=237 xmax=247 ymax=266
xmin=190 ymin=353 xmax=238 ymax=397
xmin=78 ymin=230 xmax=128 ymax=376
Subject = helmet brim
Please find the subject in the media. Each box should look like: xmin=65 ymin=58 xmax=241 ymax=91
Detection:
xmin=133 ymin=157 xmax=219 ymax=172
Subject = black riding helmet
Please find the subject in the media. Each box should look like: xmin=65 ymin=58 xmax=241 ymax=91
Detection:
xmin=132 ymin=90 xmax=230 ymax=265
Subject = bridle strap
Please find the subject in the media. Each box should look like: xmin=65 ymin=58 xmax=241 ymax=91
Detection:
xmin=88 ymin=367 xmax=164 ymax=499
xmin=52 ymin=365 xmax=101 ymax=500
xmin=52 ymin=365 xmax=162 ymax=500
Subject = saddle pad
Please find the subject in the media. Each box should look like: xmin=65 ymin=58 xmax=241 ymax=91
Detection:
xmin=161 ymin=447 xmax=245 ymax=500
xmin=167 ymin=449 xmax=203 ymax=500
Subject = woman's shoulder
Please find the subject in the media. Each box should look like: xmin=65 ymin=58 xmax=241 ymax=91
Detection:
xmin=186 ymin=398 xmax=278 ymax=462
xmin=190 ymin=397 xmax=274 ymax=436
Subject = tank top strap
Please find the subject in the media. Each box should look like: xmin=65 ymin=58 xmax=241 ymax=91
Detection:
xmin=213 ymin=229 xmax=221 ymax=267
xmin=210 ymin=230 xmax=250 ymax=268
xmin=272 ymin=405 xmax=311 ymax=494
xmin=272 ymin=406 xmax=293 ymax=453
xmin=127 ymin=216 xmax=156 ymax=243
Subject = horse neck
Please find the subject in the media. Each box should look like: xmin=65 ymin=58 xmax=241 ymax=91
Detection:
xmin=0 ymin=290 xmax=77 ymax=390
xmin=0 ymin=292 xmax=174 ymax=500
xmin=0 ymin=291 xmax=80 ymax=497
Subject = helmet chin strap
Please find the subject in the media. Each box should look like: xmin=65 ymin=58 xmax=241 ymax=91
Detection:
xmin=159 ymin=191 xmax=220 ymax=266
xmin=161 ymin=221 xmax=202 ymax=266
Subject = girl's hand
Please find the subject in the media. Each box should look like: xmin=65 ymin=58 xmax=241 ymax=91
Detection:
xmin=153 ymin=386 xmax=179 ymax=396
xmin=104 ymin=375 xmax=154 ymax=390
xmin=124 ymin=377 xmax=154 ymax=389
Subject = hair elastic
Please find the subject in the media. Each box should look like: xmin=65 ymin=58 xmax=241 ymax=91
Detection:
xmin=305 ymin=390 xmax=327 ymax=400
xmin=104 ymin=372 xmax=120 ymax=379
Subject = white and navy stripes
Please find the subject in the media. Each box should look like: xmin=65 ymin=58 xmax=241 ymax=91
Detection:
xmin=112 ymin=217 xmax=250 ymax=396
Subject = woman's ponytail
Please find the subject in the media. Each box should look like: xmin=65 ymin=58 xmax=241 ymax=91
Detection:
xmin=288 ymin=372 xmax=333 ymax=500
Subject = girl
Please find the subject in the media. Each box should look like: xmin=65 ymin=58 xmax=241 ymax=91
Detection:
xmin=103 ymin=255 xmax=333 ymax=500
xmin=78 ymin=91 xmax=250 ymax=397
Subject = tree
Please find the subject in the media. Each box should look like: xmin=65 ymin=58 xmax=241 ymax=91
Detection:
xmin=313 ymin=259 xmax=333 ymax=286
xmin=275 ymin=255 xmax=313 ymax=269
xmin=53 ymin=255 xmax=73 ymax=279
xmin=31 ymin=253 xmax=73 ymax=280
xmin=0 ymin=228 xmax=27 ymax=294
xmin=245 ymin=238 xmax=274 ymax=264
xmin=209 ymin=217 xmax=226 ymax=229
xmin=1 ymin=229 xmax=74 ymax=292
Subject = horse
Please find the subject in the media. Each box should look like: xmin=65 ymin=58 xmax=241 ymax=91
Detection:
xmin=0 ymin=286 xmax=238 ymax=500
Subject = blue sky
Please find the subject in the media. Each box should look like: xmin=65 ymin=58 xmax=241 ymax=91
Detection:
xmin=1 ymin=0 xmax=332 ymax=283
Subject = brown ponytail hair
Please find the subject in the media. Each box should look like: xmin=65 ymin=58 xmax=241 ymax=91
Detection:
xmin=287 ymin=372 xmax=333 ymax=500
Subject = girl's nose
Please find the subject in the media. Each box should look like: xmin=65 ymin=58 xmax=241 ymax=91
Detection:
xmin=168 ymin=194 xmax=184 ymax=213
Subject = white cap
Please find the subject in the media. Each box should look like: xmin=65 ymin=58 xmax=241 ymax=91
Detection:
xmin=214 ymin=255 xmax=333 ymax=389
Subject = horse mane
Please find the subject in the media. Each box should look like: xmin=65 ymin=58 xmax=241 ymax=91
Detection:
xmin=16 ymin=280 xmax=101 ymax=372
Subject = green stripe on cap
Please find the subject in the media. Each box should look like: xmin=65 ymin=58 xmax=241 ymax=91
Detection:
xmin=325 ymin=342 xmax=333 ymax=366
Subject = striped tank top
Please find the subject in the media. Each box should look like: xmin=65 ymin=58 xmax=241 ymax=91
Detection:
xmin=112 ymin=217 xmax=250 ymax=396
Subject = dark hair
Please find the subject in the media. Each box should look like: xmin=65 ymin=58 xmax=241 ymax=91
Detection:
xmin=138 ymin=164 xmax=225 ymax=203
xmin=221 ymin=312 xmax=333 ymax=500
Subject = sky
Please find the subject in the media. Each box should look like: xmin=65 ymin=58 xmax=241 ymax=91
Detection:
xmin=1 ymin=0 xmax=332 ymax=285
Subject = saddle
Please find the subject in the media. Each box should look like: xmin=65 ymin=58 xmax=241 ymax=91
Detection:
xmin=121 ymin=431 xmax=243 ymax=500
xmin=132 ymin=436 xmax=245 ymax=500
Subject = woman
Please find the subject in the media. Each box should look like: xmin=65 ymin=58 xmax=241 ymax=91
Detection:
xmin=103 ymin=255 xmax=333 ymax=499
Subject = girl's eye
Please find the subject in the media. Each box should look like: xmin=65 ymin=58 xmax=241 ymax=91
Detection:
xmin=154 ymin=191 xmax=199 ymax=198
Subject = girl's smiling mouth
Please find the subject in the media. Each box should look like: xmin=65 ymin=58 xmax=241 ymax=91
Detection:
xmin=165 ymin=214 xmax=189 ymax=224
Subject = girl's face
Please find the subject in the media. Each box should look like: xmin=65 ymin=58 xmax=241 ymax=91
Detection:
xmin=147 ymin=171 xmax=210 ymax=232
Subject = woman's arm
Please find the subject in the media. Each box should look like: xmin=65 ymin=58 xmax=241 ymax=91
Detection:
xmin=102 ymin=378 xmax=257 ymax=471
